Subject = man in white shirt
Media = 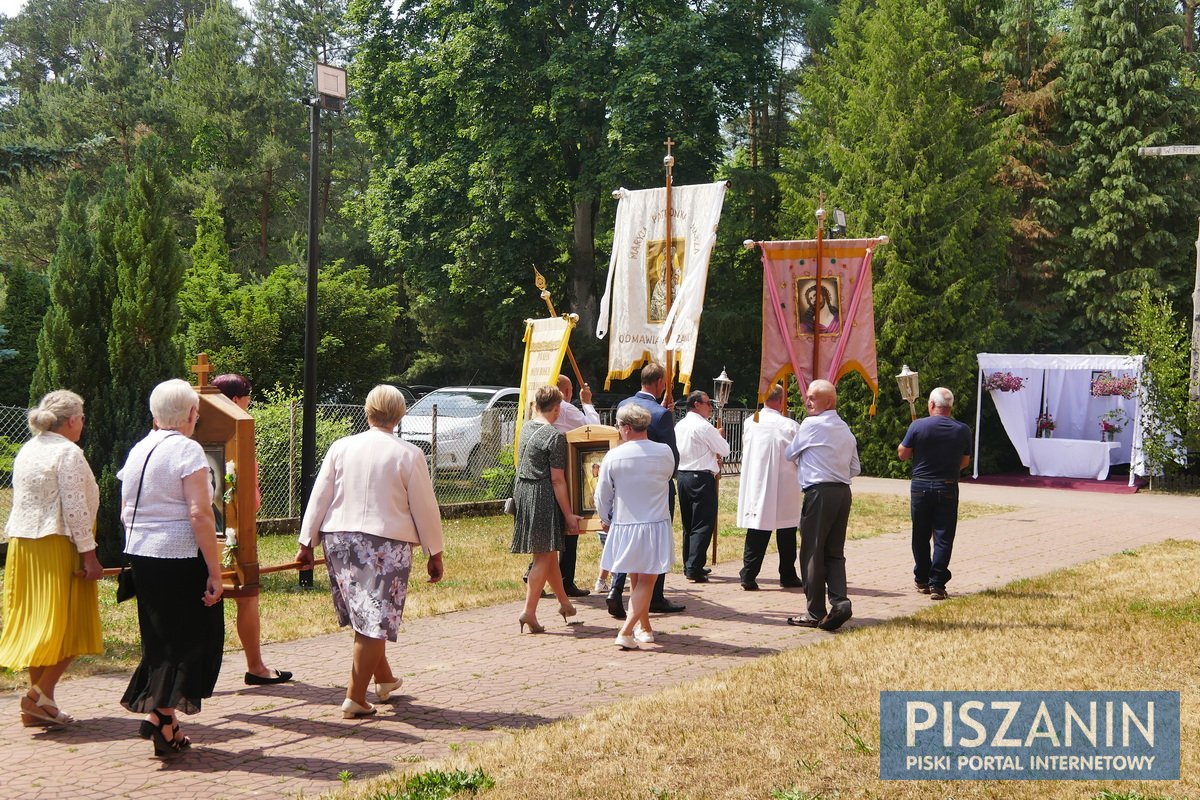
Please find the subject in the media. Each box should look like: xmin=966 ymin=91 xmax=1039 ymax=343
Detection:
xmin=736 ymin=384 xmax=803 ymax=591
xmin=784 ymin=379 xmax=860 ymax=631
xmin=675 ymin=390 xmax=730 ymax=582
xmin=551 ymin=374 xmax=601 ymax=597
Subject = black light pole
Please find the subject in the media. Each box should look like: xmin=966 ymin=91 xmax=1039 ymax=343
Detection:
xmin=300 ymin=62 xmax=346 ymax=586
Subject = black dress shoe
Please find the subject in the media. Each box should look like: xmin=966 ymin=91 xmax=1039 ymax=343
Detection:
xmin=786 ymin=616 xmax=820 ymax=627
xmin=606 ymin=597 xmax=627 ymax=619
xmin=819 ymin=602 xmax=852 ymax=631
xmin=741 ymin=581 xmax=760 ymax=591
xmin=685 ymin=573 xmax=709 ymax=583
xmin=779 ymin=578 xmax=804 ymax=588
xmin=244 ymin=669 xmax=293 ymax=685
xmin=702 ymin=567 xmax=712 ymax=575
xmin=649 ymin=600 xmax=686 ymax=613
xmin=564 ymin=584 xmax=591 ymax=598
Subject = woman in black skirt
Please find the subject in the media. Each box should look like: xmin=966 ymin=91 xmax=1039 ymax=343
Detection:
xmin=117 ymin=379 xmax=224 ymax=756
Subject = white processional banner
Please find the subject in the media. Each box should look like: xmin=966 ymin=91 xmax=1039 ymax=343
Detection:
xmin=596 ymin=181 xmax=727 ymax=391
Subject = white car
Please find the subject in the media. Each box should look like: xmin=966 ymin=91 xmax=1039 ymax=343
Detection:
xmin=398 ymin=386 xmax=520 ymax=474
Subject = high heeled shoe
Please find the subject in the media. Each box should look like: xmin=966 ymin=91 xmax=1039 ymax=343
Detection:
xmin=376 ymin=678 xmax=404 ymax=701
xmin=558 ymin=602 xmax=577 ymax=623
xmin=139 ymin=711 xmax=191 ymax=750
xmin=138 ymin=710 xmax=181 ymax=757
xmin=341 ymin=698 xmax=377 ymax=719
xmin=518 ymin=612 xmax=545 ymax=634
xmin=19 ymin=686 xmax=76 ymax=727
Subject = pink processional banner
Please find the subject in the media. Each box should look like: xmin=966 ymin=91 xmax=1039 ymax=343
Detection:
xmin=755 ymin=237 xmax=886 ymax=409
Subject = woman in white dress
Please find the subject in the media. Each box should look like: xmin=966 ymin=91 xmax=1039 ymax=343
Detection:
xmin=595 ymin=404 xmax=675 ymax=650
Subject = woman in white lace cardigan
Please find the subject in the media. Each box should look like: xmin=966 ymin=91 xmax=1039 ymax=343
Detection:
xmin=0 ymin=390 xmax=102 ymax=727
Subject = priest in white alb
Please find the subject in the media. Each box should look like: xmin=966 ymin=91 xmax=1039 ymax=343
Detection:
xmin=737 ymin=383 xmax=803 ymax=591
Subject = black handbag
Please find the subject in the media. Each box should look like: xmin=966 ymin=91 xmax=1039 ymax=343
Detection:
xmin=115 ymin=564 xmax=136 ymax=603
xmin=115 ymin=435 xmax=174 ymax=603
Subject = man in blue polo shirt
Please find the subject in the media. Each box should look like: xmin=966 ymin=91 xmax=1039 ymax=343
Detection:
xmin=897 ymin=387 xmax=972 ymax=601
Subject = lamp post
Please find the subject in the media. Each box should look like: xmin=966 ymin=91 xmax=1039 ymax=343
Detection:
xmin=299 ymin=62 xmax=346 ymax=587
xmin=711 ymin=368 xmax=733 ymax=566
xmin=896 ymin=364 xmax=921 ymax=421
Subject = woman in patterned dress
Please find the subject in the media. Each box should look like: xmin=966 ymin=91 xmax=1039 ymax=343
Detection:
xmin=510 ymin=385 xmax=582 ymax=633
xmin=0 ymin=390 xmax=101 ymax=727
xmin=298 ymin=385 xmax=445 ymax=719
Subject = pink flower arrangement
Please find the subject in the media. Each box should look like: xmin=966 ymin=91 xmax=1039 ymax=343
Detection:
xmin=1098 ymin=408 xmax=1128 ymax=436
xmin=1036 ymin=413 xmax=1056 ymax=433
xmin=1090 ymin=373 xmax=1137 ymax=398
xmin=983 ymin=371 xmax=1027 ymax=392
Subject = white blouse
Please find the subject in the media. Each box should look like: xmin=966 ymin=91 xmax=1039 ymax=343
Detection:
xmin=3 ymin=432 xmax=99 ymax=552
xmin=594 ymin=439 xmax=675 ymax=527
xmin=118 ymin=430 xmax=211 ymax=559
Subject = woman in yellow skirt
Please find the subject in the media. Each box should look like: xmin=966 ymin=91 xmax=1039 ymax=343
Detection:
xmin=0 ymin=390 xmax=102 ymax=726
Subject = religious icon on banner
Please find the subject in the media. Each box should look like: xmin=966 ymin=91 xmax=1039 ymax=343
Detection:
xmin=796 ymin=277 xmax=842 ymax=336
xmin=645 ymin=237 xmax=685 ymax=323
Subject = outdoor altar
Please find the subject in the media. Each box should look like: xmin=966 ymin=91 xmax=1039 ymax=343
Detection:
xmin=973 ymin=353 xmax=1145 ymax=486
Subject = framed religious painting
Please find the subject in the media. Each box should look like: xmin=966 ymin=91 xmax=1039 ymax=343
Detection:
xmin=564 ymin=424 xmax=620 ymax=532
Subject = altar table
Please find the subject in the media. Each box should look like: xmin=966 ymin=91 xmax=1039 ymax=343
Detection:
xmin=1026 ymin=437 xmax=1119 ymax=480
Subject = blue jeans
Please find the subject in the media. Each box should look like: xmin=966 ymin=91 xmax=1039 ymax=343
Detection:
xmin=910 ymin=479 xmax=959 ymax=589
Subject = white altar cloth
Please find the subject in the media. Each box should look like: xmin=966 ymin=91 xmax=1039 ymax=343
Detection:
xmin=1026 ymin=437 xmax=1118 ymax=480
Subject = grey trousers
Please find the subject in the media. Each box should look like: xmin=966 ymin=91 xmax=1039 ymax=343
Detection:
xmin=798 ymin=482 xmax=852 ymax=620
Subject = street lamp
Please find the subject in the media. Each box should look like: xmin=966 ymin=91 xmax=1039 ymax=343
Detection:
xmin=712 ymin=367 xmax=733 ymax=422
xmin=300 ymin=62 xmax=346 ymax=587
xmin=896 ymin=364 xmax=920 ymax=421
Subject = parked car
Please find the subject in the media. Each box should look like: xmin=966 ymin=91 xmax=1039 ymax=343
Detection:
xmin=398 ymin=386 xmax=520 ymax=474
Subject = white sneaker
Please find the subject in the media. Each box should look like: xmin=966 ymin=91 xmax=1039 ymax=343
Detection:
xmin=633 ymin=624 xmax=656 ymax=644
xmin=594 ymin=578 xmax=609 ymax=594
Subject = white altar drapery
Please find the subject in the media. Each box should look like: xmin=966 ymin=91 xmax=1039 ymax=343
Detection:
xmin=974 ymin=353 xmax=1145 ymax=486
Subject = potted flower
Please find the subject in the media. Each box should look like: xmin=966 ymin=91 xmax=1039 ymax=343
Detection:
xmin=1098 ymin=408 xmax=1128 ymax=442
xmin=1036 ymin=412 xmax=1056 ymax=438
xmin=983 ymin=371 xmax=1027 ymax=392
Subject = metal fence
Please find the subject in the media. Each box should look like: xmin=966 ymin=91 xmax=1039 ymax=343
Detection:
xmin=0 ymin=402 xmax=750 ymax=521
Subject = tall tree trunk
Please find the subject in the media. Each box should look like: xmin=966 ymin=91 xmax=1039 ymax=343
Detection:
xmin=568 ymin=194 xmax=598 ymax=360
xmin=1186 ymin=0 xmax=1197 ymax=52
xmin=259 ymin=165 xmax=272 ymax=262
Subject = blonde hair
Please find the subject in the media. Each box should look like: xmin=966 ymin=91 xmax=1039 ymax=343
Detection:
xmin=150 ymin=379 xmax=199 ymax=428
xmin=27 ymin=390 xmax=84 ymax=435
xmin=534 ymin=385 xmax=563 ymax=413
xmin=365 ymin=384 xmax=407 ymax=427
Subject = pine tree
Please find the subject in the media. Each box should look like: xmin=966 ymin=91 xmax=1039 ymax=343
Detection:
xmin=783 ymin=0 xmax=1012 ymax=475
xmin=106 ymin=134 xmax=185 ymax=464
xmin=0 ymin=265 xmax=49 ymax=405
xmin=176 ymin=188 xmax=239 ymax=369
xmin=1048 ymin=0 xmax=1200 ymax=350
xmin=31 ymin=173 xmax=110 ymax=411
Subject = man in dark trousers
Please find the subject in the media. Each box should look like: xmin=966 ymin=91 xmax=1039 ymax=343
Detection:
xmin=897 ymin=387 xmax=972 ymax=601
xmin=675 ymin=390 xmax=729 ymax=582
xmin=784 ymin=379 xmax=859 ymax=631
xmin=606 ymin=362 xmax=686 ymax=618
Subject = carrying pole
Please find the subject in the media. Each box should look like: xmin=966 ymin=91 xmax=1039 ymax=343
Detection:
xmin=814 ymin=193 xmax=826 ymax=380
xmin=662 ymin=138 xmax=677 ymax=408
xmin=533 ymin=266 xmax=585 ymax=389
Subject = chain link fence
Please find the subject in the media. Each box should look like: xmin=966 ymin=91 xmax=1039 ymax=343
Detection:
xmin=0 ymin=401 xmax=751 ymax=523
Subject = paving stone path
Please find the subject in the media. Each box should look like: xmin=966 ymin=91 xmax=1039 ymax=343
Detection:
xmin=3 ymin=477 xmax=1198 ymax=799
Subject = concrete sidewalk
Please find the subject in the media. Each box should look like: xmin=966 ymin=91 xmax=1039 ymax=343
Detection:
xmin=3 ymin=478 xmax=1198 ymax=799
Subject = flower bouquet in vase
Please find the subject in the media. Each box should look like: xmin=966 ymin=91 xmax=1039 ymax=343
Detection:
xmin=1036 ymin=413 xmax=1056 ymax=439
xmin=1098 ymin=408 xmax=1128 ymax=442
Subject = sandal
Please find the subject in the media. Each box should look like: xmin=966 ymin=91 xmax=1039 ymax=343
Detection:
xmin=137 ymin=710 xmax=181 ymax=757
xmin=19 ymin=686 xmax=76 ymax=727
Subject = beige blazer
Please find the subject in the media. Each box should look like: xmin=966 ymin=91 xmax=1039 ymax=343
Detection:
xmin=299 ymin=429 xmax=444 ymax=555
